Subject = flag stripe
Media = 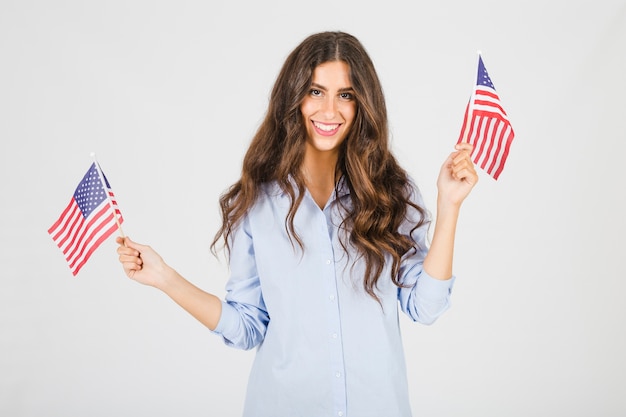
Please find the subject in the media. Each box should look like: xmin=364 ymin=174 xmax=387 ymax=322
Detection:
xmin=66 ymin=204 xmax=113 ymax=265
xmin=49 ymin=202 xmax=81 ymax=245
xmin=68 ymin=210 xmax=115 ymax=271
xmin=491 ymin=129 xmax=514 ymax=180
xmin=48 ymin=199 xmax=75 ymax=236
xmin=56 ymin=209 xmax=84 ymax=252
xmin=71 ymin=222 xmax=119 ymax=276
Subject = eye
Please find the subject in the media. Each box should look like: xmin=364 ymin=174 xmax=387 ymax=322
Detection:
xmin=310 ymin=89 xmax=323 ymax=97
xmin=339 ymin=92 xmax=354 ymax=100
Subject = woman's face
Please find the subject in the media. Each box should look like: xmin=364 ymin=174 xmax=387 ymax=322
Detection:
xmin=300 ymin=60 xmax=357 ymax=157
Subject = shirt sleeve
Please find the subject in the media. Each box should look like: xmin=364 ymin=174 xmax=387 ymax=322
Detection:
xmin=396 ymin=183 xmax=456 ymax=325
xmin=211 ymin=215 xmax=270 ymax=350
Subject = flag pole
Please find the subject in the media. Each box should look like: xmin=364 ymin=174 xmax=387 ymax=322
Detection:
xmin=460 ymin=50 xmax=482 ymax=144
xmin=90 ymin=152 xmax=125 ymax=238
xmin=471 ymin=49 xmax=481 ymax=113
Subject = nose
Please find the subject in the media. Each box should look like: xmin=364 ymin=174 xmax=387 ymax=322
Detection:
xmin=321 ymin=96 xmax=337 ymax=119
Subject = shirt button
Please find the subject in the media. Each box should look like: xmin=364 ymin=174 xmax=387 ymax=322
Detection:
xmin=329 ymin=294 xmax=336 ymax=301
xmin=325 ymin=259 xmax=332 ymax=265
xmin=332 ymin=333 xmax=338 ymax=339
xmin=338 ymin=412 xmax=344 ymax=416
xmin=335 ymin=372 xmax=341 ymax=378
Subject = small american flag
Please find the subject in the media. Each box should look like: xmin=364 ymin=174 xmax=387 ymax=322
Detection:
xmin=458 ymin=54 xmax=514 ymax=180
xmin=48 ymin=161 xmax=124 ymax=276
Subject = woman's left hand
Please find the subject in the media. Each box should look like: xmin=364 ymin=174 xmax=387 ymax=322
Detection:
xmin=437 ymin=142 xmax=479 ymax=208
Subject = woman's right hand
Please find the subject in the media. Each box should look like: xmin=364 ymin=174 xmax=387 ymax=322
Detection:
xmin=116 ymin=236 xmax=171 ymax=289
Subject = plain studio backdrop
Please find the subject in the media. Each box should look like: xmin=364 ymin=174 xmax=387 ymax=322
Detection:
xmin=1 ymin=1 xmax=625 ymax=416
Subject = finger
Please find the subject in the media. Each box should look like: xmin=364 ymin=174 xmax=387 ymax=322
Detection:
xmin=452 ymin=162 xmax=479 ymax=183
xmin=117 ymin=238 xmax=143 ymax=266
xmin=456 ymin=167 xmax=478 ymax=183
xmin=117 ymin=244 xmax=140 ymax=258
xmin=121 ymin=260 xmax=142 ymax=271
xmin=121 ymin=263 xmax=141 ymax=280
xmin=452 ymin=146 xmax=477 ymax=169
xmin=455 ymin=142 xmax=474 ymax=153
xmin=121 ymin=236 xmax=135 ymax=248
xmin=449 ymin=152 xmax=476 ymax=175
xmin=451 ymin=154 xmax=470 ymax=169
xmin=450 ymin=153 xmax=471 ymax=172
xmin=123 ymin=237 xmax=149 ymax=255
xmin=452 ymin=146 xmax=474 ymax=162
xmin=117 ymin=236 xmax=144 ymax=255
xmin=118 ymin=251 xmax=143 ymax=264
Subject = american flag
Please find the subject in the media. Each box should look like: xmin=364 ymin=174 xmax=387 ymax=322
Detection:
xmin=458 ymin=54 xmax=514 ymax=180
xmin=48 ymin=161 xmax=124 ymax=276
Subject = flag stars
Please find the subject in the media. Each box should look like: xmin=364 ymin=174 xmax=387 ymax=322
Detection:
xmin=477 ymin=56 xmax=495 ymax=89
xmin=480 ymin=72 xmax=494 ymax=88
xmin=73 ymin=164 xmax=107 ymax=217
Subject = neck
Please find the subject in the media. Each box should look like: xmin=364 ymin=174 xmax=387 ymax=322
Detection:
xmin=302 ymin=149 xmax=338 ymax=185
xmin=302 ymin=148 xmax=339 ymax=209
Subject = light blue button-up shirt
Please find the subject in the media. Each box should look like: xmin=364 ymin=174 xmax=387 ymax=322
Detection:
xmin=213 ymin=178 xmax=455 ymax=417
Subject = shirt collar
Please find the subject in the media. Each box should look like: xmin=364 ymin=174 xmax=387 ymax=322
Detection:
xmin=275 ymin=174 xmax=351 ymax=199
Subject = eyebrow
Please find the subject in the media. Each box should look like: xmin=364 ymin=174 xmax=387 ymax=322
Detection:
xmin=310 ymin=82 xmax=355 ymax=93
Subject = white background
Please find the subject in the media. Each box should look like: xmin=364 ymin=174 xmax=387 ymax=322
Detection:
xmin=1 ymin=1 xmax=625 ymax=416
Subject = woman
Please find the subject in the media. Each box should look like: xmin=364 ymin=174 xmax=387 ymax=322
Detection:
xmin=117 ymin=31 xmax=477 ymax=417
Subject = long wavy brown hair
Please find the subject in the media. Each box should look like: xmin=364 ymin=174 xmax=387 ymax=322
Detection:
xmin=211 ymin=31 xmax=427 ymax=301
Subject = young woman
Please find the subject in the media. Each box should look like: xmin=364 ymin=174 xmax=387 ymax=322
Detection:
xmin=117 ymin=31 xmax=477 ymax=417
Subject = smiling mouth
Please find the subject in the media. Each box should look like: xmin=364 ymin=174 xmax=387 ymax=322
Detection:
xmin=312 ymin=121 xmax=341 ymax=135
xmin=313 ymin=121 xmax=340 ymax=131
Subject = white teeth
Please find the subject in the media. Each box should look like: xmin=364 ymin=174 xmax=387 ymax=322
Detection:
xmin=314 ymin=122 xmax=339 ymax=131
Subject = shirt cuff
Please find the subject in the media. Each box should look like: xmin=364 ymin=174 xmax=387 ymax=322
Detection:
xmin=211 ymin=300 xmax=238 ymax=336
xmin=417 ymin=271 xmax=456 ymax=299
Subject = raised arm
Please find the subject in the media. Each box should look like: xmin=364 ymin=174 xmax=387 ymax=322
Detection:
xmin=423 ymin=142 xmax=478 ymax=280
xmin=116 ymin=236 xmax=222 ymax=330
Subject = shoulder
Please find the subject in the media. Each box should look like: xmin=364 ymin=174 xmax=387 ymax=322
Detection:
xmin=256 ymin=181 xmax=285 ymax=203
xmin=246 ymin=181 xmax=290 ymax=217
xmin=403 ymin=175 xmax=431 ymax=226
xmin=404 ymin=174 xmax=425 ymax=205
